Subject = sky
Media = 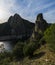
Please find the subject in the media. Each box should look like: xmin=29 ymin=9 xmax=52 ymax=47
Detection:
xmin=0 ymin=0 xmax=55 ymax=23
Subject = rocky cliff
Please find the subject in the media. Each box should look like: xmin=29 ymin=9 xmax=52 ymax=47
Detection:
xmin=0 ymin=13 xmax=34 ymax=40
xmin=8 ymin=13 xmax=34 ymax=36
xmin=35 ymin=13 xmax=48 ymax=32
xmin=31 ymin=13 xmax=48 ymax=41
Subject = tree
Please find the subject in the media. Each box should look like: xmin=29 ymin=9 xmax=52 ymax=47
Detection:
xmin=13 ymin=42 xmax=24 ymax=59
xmin=44 ymin=24 xmax=55 ymax=52
xmin=23 ymin=41 xmax=39 ymax=57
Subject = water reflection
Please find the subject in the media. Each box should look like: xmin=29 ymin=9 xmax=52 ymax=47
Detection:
xmin=0 ymin=41 xmax=13 ymax=52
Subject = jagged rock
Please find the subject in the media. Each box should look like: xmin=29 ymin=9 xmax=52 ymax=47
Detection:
xmin=37 ymin=13 xmax=43 ymax=21
xmin=35 ymin=13 xmax=48 ymax=32
xmin=31 ymin=13 xmax=48 ymax=41
xmin=8 ymin=14 xmax=23 ymax=35
xmin=8 ymin=13 xmax=34 ymax=36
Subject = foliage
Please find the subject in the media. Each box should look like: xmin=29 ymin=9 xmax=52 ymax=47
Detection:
xmin=23 ymin=41 xmax=39 ymax=57
xmin=0 ymin=51 xmax=12 ymax=60
xmin=44 ymin=24 xmax=55 ymax=52
xmin=39 ymin=37 xmax=46 ymax=45
xmin=0 ymin=51 xmax=12 ymax=65
xmin=0 ymin=57 xmax=11 ymax=65
xmin=13 ymin=42 xmax=24 ymax=59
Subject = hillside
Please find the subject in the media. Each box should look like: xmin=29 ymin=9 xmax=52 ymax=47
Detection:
xmin=9 ymin=44 xmax=55 ymax=65
xmin=22 ymin=44 xmax=55 ymax=65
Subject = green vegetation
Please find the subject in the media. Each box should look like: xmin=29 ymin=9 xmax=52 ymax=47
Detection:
xmin=44 ymin=24 xmax=55 ymax=52
xmin=13 ymin=42 xmax=24 ymax=59
xmin=23 ymin=41 xmax=39 ymax=57
xmin=0 ymin=13 xmax=55 ymax=65
xmin=0 ymin=52 xmax=12 ymax=65
xmin=0 ymin=23 xmax=55 ymax=65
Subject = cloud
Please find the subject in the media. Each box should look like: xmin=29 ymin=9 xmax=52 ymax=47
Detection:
xmin=0 ymin=0 xmax=15 ymax=23
xmin=0 ymin=0 xmax=55 ymax=23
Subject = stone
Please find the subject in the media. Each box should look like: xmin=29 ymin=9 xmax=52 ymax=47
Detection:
xmin=37 ymin=13 xmax=43 ymax=21
xmin=35 ymin=13 xmax=48 ymax=32
xmin=31 ymin=13 xmax=48 ymax=41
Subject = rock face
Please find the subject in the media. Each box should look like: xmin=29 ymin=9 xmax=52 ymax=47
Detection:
xmin=8 ymin=14 xmax=34 ymax=36
xmin=8 ymin=14 xmax=25 ymax=35
xmin=35 ymin=13 xmax=48 ymax=32
xmin=31 ymin=13 xmax=48 ymax=41
xmin=0 ymin=13 xmax=34 ymax=40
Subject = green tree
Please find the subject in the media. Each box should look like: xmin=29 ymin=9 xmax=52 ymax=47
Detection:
xmin=13 ymin=42 xmax=24 ymax=59
xmin=23 ymin=41 xmax=39 ymax=57
xmin=44 ymin=24 xmax=55 ymax=52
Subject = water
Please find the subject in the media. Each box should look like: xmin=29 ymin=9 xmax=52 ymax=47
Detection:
xmin=0 ymin=41 xmax=13 ymax=52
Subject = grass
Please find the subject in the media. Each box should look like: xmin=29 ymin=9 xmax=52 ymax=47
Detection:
xmin=3 ymin=44 xmax=55 ymax=65
xmin=21 ymin=44 xmax=55 ymax=65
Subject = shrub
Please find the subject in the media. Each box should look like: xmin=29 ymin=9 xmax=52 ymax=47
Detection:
xmin=13 ymin=42 xmax=24 ymax=59
xmin=44 ymin=24 xmax=55 ymax=52
xmin=0 ymin=51 xmax=12 ymax=61
xmin=39 ymin=37 xmax=46 ymax=45
xmin=23 ymin=41 xmax=39 ymax=57
xmin=0 ymin=57 xmax=11 ymax=65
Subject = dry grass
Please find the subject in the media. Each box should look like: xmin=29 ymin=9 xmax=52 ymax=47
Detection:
xmin=22 ymin=44 xmax=55 ymax=65
xmin=9 ymin=44 xmax=55 ymax=65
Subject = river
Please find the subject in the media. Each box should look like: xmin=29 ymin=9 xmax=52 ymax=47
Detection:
xmin=0 ymin=41 xmax=13 ymax=52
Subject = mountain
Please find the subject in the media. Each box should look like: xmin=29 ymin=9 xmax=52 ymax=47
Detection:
xmin=31 ymin=13 xmax=48 ymax=41
xmin=0 ymin=13 xmax=34 ymax=40
xmin=8 ymin=14 xmax=34 ymax=36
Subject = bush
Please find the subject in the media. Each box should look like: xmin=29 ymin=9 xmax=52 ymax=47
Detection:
xmin=0 ymin=51 xmax=12 ymax=61
xmin=13 ymin=42 xmax=24 ymax=59
xmin=23 ymin=41 xmax=39 ymax=57
xmin=44 ymin=24 xmax=55 ymax=52
xmin=0 ymin=57 xmax=11 ymax=65
xmin=0 ymin=51 xmax=13 ymax=65
xmin=39 ymin=37 xmax=46 ymax=45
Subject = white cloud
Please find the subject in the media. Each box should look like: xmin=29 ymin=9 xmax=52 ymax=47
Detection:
xmin=0 ymin=0 xmax=55 ymax=23
xmin=0 ymin=0 xmax=15 ymax=23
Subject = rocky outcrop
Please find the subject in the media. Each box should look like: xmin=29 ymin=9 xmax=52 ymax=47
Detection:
xmin=31 ymin=13 xmax=48 ymax=41
xmin=35 ymin=13 xmax=48 ymax=32
xmin=8 ymin=14 xmax=34 ymax=36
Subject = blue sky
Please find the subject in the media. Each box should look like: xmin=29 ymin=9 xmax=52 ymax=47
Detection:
xmin=0 ymin=0 xmax=55 ymax=23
